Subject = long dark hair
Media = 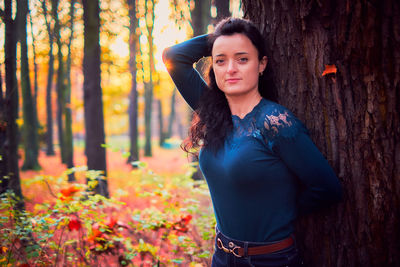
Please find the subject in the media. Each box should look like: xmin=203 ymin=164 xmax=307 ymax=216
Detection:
xmin=182 ymin=17 xmax=276 ymax=155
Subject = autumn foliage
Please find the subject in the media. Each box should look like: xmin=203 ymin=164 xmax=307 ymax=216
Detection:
xmin=0 ymin=151 xmax=215 ymax=266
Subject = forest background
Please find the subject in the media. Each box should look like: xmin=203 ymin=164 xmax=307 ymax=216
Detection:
xmin=1 ymin=0 xmax=399 ymax=266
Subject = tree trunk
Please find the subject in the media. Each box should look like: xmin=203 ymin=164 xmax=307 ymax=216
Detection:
xmin=82 ymin=0 xmax=109 ymax=197
xmin=18 ymin=0 xmax=40 ymax=170
xmin=214 ymin=0 xmax=230 ymax=21
xmin=242 ymin=0 xmax=400 ymax=266
xmin=51 ymin=0 xmax=66 ymax=164
xmin=1 ymin=0 xmax=24 ymax=209
xmin=190 ymin=0 xmax=210 ymax=181
xmin=127 ymin=0 xmax=139 ymax=164
xmin=42 ymin=0 xmax=55 ymax=156
xmin=167 ymin=87 xmax=177 ymax=139
xmin=192 ymin=0 xmax=211 ymax=36
xmin=144 ymin=81 xmax=153 ymax=157
xmin=144 ymin=0 xmax=156 ymax=157
xmin=157 ymin=98 xmax=165 ymax=146
xmin=28 ymin=7 xmax=39 ymax=134
xmin=65 ymin=0 xmax=76 ymax=182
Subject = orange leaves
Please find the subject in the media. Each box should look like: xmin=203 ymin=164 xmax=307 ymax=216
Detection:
xmin=60 ymin=185 xmax=80 ymax=198
xmin=322 ymin=64 xmax=337 ymax=76
xmin=59 ymin=185 xmax=81 ymax=201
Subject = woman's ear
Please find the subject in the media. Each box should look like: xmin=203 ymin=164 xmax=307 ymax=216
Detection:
xmin=259 ymin=56 xmax=268 ymax=73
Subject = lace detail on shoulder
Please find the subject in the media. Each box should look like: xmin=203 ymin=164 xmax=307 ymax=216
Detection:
xmin=225 ymin=99 xmax=307 ymax=151
xmin=262 ymin=105 xmax=307 ymax=151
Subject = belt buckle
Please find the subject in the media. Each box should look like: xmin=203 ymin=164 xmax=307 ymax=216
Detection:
xmin=217 ymin=238 xmax=242 ymax=258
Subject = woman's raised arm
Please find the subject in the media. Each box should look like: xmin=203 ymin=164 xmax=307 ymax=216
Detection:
xmin=162 ymin=34 xmax=210 ymax=110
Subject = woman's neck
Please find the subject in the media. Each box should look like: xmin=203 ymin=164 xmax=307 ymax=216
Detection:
xmin=226 ymin=91 xmax=263 ymax=119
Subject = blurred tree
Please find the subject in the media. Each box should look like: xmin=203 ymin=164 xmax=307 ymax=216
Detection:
xmin=192 ymin=0 xmax=211 ymax=37
xmin=166 ymin=87 xmax=177 ymax=139
xmin=157 ymin=97 xmax=166 ymax=146
xmin=41 ymin=0 xmax=55 ymax=156
xmin=18 ymin=0 xmax=40 ymax=170
xmin=214 ymin=0 xmax=230 ymax=21
xmin=0 ymin=0 xmax=24 ymax=209
xmin=51 ymin=0 xmax=66 ymax=164
xmin=82 ymin=0 xmax=109 ymax=197
xmin=242 ymin=0 xmax=400 ymax=266
xmin=190 ymin=0 xmax=211 ymax=180
xmin=64 ymin=0 xmax=76 ymax=182
xmin=127 ymin=0 xmax=139 ymax=164
xmin=143 ymin=0 xmax=156 ymax=157
xmin=28 ymin=7 xmax=39 ymax=124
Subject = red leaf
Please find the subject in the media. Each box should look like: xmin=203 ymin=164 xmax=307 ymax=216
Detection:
xmin=105 ymin=217 xmax=117 ymax=229
xmin=68 ymin=216 xmax=82 ymax=231
xmin=181 ymin=215 xmax=192 ymax=225
xmin=322 ymin=64 xmax=337 ymax=76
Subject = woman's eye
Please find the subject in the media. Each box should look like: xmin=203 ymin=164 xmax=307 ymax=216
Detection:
xmin=239 ymin=57 xmax=248 ymax=63
xmin=215 ymin=59 xmax=224 ymax=64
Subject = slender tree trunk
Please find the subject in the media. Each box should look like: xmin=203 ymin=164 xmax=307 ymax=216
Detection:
xmin=0 ymin=63 xmax=6 ymax=193
xmin=157 ymin=98 xmax=165 ymax=146
xmin=82 ymin=0 xmax=109 ymax=197
xmin=144 ymin=0 xmax=155 ymax=157
xmin=127 ymin=0 xmax=139 ymax=164
xmin=190 ymin=0 xmax=210 ymax=180
xmin=28 ymin=6 xmax=39 ymax=121
xmin=42 ymin=0 xmax=55 ymax=156
xmin=243 ymin=0 xmax=400 ymax=266
xmin=167 ymin=87 xmax=177 ymax=139
xmin=144 ymin=81 xmax=153 ymax=156
xmin=1 ymin=0 xmax=24 ymax=209
xmin=18 ymin=0 xmax=40 ymax=170
xmin=65 ymin=0 xmax=76 ymax=181
xmin=51 ymin=0 xmax=66 ymax=164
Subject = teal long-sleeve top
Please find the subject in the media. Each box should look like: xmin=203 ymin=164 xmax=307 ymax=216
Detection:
xmin=162 ymin=34 xmax=342 ymax=242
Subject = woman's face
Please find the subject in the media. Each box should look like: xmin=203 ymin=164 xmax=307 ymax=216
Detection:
xmin=211 ymin=33 xmax=267 ymax=98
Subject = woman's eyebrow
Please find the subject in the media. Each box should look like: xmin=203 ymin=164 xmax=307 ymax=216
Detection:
xmin=215 ymin=52 xmax=249 ymax=57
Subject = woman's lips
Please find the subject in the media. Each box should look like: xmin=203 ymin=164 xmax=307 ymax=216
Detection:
xmin=226 ymin=78 xmax=241 ymax=83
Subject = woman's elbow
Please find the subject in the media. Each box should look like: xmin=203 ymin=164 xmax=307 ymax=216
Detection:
xmin=162 ymin=47 xmax=175 ymax=72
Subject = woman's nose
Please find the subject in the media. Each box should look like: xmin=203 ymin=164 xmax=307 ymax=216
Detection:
xmin=227 ymin=60 xmax=237 ymax=73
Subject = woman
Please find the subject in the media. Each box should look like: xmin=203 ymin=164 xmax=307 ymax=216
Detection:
xmin=163 ymin=18 xmax=342 ymax=267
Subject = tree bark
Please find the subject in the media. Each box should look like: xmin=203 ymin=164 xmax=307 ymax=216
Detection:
xmin=18 ymin=0 xmax=40 ymax=170
xmin=82 ymin=0 xmax=109 ymax=197
xmin=65 ymin=0 xmax=76 ymax=182
xmin=28 ymin=9 xmax=40 ymax=136
xmin=157 ymin=98 xmax=165 ymax=146
xmin=190 ymin=0 xmax=210 ymax=181
xmin=167 ymin=87 xmax=177 ymax=139
xmin=28 ymin=7 xmax=39 ymax=129
xmin=42 ymin=0 xmax=55 ymax=156
xmin=242 ymin=0 xmax=400 ymax=266
xmin=51 ymin=0 xmax=66 ymax=164
xmin=1 ymin=0 xmax=24 ymax=209
xmin=127 ymin=0 xmax=139 ymax=164
xmin=214 ymin=0 xmax=230 ymax=21
xmin=144 ymin=0 xmax=156 ymax=157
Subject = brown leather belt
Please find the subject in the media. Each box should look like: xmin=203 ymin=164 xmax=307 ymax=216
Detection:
xmin=216 ymin=236 xmax=294 ymax=257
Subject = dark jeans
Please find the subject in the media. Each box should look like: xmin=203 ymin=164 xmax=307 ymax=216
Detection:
xmin=212 ymin=227 xmax=305 ymax=267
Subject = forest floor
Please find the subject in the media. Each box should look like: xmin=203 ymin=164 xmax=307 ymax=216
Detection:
xmin=12 ymin=141 xmax=213 ymax=266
